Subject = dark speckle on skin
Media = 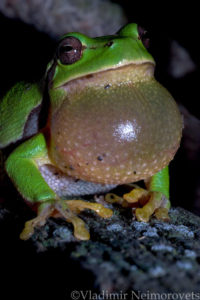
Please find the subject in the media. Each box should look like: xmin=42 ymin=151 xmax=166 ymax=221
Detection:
xmin=104 ymin=84 xmax=111 ymax=89
xmin=97 ymin=156 xmax=103 ymax=161
xmin=69 ymin=165 xmax=74 ymax=170
xmin=97 ymin=153 xmax=107 ymax=161
xmin=133 ymin=171 xmax=137 ymax=174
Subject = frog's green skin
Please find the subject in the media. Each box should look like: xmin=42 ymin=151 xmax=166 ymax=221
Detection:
xmin=0 ymin=24 xmax=182 ymax=240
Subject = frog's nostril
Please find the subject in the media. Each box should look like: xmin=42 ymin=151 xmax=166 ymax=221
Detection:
xmin=104 ymin=41 xmax=113 ymax=47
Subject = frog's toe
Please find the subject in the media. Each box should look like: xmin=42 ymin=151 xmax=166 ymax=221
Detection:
xmin=54 ymin=201 xmax=90 ymax=240
xmin=105 ymin=193 xmax=126 ymax=206
xmin=154 ymin=207 xmax=170 ymax=221
xmin=135 ymin=191 xmax=170 ymax=222
xmin=123 ymin=187 xmax=149 ymax=204
xmin=65 ymin=200 xmax=113 ymax=218
xmin=20 ymin=204 xmax=54 ymax=240
xmin=20 ymin=218 xmax=42 ymax=240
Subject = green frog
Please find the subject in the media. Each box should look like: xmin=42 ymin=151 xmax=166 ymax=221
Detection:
xmin=0 ymin=24 xmax=183 ymax=240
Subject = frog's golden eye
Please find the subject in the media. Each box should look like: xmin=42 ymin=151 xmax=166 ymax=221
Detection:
xmin=57 ymin=36 xmax=82 ymax=65
xmin=138 ymin=25 xmax=150 ymax=48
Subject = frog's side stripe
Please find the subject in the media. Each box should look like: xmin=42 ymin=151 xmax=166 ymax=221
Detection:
xmin=0 ymin=82 xmax=43 ymax=148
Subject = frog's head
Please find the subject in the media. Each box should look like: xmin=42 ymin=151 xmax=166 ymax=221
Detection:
xmin=47 ymin=23 xmax=155 ymax=89
xmin=48 ymin=23 xmax=182 ymax=185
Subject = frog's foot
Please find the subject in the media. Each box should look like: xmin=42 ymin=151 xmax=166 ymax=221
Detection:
xmin=105 ymin=185 xmax=146 ymax=207
xmin=106 ymin=187 xmax=170 ymax=222
xmin=124 ymin=188 xmax=170 ymax=222
xmin=20 ymin=199 xmax=113 ymax=241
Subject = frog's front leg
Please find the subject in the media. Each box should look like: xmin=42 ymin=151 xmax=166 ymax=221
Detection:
xmin=5 ymin=133 xmax=113 ymax=240
xmin=106 ymin=167 xmax=170 ymax=222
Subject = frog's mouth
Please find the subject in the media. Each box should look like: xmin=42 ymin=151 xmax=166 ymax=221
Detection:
xmin=60 ymin=62 xmax=155 ymax=93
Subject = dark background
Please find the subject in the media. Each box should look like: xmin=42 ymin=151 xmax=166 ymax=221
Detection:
xmin=0 ymin=1 xmax=200 ymax=299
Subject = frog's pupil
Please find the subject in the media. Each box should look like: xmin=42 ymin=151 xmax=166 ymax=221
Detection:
xmin=62 ymin=45 xmax=73 ymax=53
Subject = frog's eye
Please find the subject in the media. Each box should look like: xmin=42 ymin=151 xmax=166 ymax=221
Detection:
xmin=57 ymin=36 xmax=82 ymax=65
xmin=137 ymin=26 xmax=150 ymax=48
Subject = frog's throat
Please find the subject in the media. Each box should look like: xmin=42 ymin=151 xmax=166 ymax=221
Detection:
xmin=49 ymin=60 xmax=182 ymax=185
xmin=59 ymin=62 xmax=155 ymax=93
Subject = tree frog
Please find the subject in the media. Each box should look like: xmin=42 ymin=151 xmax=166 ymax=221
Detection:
xmin=0 ymin=24 xmax=182 ymax=240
